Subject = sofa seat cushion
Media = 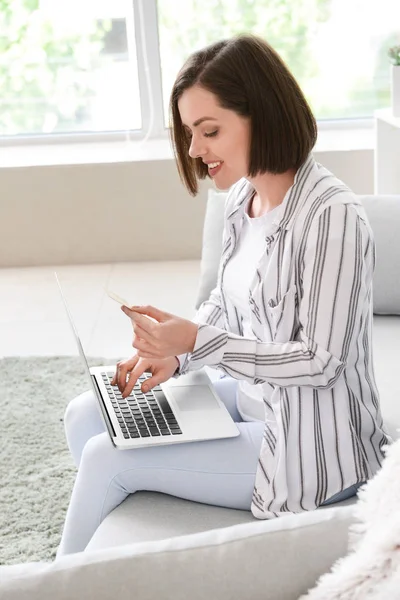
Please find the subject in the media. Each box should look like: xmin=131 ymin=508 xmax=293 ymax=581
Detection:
xmin=0 ymin=502 xmax=357 ymax=600
xmin=87 ymin=489 xmax=357 ymax=553
xmin=86 ymin=491 xmax=256 ymax=551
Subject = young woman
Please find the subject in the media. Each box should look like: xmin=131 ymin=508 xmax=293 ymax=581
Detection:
xmin=57 ymin=35 xmax=390 ymax=556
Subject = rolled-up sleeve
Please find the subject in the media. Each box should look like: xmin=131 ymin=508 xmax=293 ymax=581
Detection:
xmin=180 ymin=204 xmax=373 ymax=388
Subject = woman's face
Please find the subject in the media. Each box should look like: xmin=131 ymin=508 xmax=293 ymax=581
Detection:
xmin=178 ymin=85 xmax=250 ymax=190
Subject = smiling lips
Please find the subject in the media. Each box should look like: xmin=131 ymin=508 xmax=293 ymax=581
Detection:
xmin=207 ymin=161 xmax=223 ymax=176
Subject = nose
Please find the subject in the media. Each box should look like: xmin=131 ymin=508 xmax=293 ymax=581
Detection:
xmin=188 ymin=135 xmax=206 ymax=159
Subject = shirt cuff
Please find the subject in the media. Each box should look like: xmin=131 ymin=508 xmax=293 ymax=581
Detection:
xmin=172 ymin=353 xmax=189 ymax=378
xmin=185 ymin=324 xmax=228 ymax=371
xmin=173 ymin=324 xmax=222 ymax=376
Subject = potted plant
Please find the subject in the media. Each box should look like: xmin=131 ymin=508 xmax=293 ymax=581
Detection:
xmin=388 ymin=45 xmax=400 ymax=118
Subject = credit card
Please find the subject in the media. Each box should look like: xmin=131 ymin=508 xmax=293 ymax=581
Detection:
xmin=106 ymin=289 xmax=131 ymax=307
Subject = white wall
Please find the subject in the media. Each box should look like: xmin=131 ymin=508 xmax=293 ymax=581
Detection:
xmin=0 ymin=148 xmax=374 ymax=268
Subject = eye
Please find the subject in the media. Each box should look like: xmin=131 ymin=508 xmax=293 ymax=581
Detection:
xmin=204 ymin=130 xmax=218 ymax=138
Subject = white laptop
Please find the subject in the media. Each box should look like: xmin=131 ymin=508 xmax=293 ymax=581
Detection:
xmin=55 ymin=273 xmax=239 ymax=450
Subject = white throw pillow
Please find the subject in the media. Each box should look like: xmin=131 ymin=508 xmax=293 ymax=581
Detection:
xmin=195 ymin=189 xmax=227 ymax=309
xmin=361 ymin=195 xmax=400 ymax=315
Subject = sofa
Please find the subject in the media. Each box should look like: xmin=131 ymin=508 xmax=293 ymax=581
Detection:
xmin=1 ymin=190 xmax=400 ymax=600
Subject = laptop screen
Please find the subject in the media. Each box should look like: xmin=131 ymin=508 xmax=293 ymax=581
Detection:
xmin=54 ymin=271 xmax=99 ymax=393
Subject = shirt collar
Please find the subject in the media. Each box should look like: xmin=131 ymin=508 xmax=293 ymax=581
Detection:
xmin=227 ymin=154 xmax=318 ymax=231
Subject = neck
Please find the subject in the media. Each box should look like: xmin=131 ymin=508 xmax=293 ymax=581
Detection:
xmin=246 ymin=169 xmax=297 ymax=217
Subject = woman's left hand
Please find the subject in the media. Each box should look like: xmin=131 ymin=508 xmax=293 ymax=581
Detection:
xmin=121 ymin=304 xmax=198 ymax=360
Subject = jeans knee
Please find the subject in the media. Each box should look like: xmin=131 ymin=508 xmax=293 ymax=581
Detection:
xmin=80 ymin=431 xmax=114 ymax=465
xmin=63 ymin=390 xmax=96 ymax=436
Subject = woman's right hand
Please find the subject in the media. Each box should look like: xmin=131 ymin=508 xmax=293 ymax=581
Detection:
xmin=110 ymin=354 xmax=179 ymax=398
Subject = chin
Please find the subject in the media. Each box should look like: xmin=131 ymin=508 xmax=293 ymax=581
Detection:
xmin=213 ymin=175 xmax=241 ymax=191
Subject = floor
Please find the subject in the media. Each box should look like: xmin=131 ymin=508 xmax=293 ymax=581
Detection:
xmin=0 ymin=260 xmax=201 ymax=358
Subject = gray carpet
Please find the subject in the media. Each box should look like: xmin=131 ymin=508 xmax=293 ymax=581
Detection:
xmin=0 ymin=355 xmax=120 ymax=566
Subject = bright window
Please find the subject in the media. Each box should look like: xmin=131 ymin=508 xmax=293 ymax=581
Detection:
xmin=158 ymin=0 xmax=400 ymax=123
xmin=1 ymin=0 xmax=399 ymax=139
xmin=0 ymin=0 xmax=141 ymax=136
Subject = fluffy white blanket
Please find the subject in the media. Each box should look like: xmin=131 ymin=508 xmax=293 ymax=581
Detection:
xmin=300 ymin=434 xmax=400 ymax=599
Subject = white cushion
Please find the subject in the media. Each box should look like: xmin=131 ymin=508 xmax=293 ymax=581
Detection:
xmin=195 ymin=189 xmax=226 ymax=309
xmin=0 ymin=501 xmax=357 ymax=600
xmin=372 ymin=316 xmax=400 ymax=441
xmin=86 ymin=491 xmax=256 ymax=550
xmin=360 ymin=195 xmax=400 ymax=315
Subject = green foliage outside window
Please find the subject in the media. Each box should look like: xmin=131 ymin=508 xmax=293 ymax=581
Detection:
xmin=157 ymin=0 xmax=333 ymax=121
xmin=0 ymin=0 xmax=111 ymax=135
xmin=157 ymin=0 xmax=395 ymax=121
xmin=0 ymin=0 xmax=398 ymax=136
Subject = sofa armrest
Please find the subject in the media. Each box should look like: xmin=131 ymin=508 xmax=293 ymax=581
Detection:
xmin=0 ymin=504 xmax=356 ymax=600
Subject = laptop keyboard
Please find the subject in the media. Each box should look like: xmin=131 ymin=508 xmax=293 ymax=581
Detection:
xmin=102 ymin=372 xmax=182 ymax=440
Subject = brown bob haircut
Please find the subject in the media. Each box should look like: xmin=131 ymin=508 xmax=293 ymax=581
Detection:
xmin=170 ymin=34 xmax=317 ymax=196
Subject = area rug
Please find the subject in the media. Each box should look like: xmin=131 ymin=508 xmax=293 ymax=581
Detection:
xmin=0 ymin=355 xmax=120 ymax=566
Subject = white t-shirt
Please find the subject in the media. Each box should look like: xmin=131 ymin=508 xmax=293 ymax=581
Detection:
xmin=223 ymin=196 xmax=283 ymax=422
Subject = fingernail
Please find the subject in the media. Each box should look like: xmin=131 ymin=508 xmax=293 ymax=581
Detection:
xmin=142 ymin=385 xmax=148 ymax=392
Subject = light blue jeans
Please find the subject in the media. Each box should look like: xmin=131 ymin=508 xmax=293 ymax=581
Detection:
xmin=57 ymin=376 xmax=361 ymax=557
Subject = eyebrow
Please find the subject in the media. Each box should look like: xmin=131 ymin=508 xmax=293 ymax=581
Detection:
xmin=184 ymin=116 xmax=218 ymax=128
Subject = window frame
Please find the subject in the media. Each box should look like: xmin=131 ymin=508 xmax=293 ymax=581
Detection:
xmin=0 ymin=0 xmax=375 ymax=147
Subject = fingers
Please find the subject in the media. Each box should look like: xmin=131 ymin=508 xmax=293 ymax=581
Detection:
xmin=110 ymin=356 xmax=139 ymax=393
xmin=118 ymin=362 xmax=130 ymax=392
xmin=144 ymin=373 xmax=164 ymax=392
xmin=144 ymin=357 xmax=178 ymax=391
xmin=132 ymin=320 xmax=148 ymax=339
xmin=132 ymin=335 xmax=153 ymax=352
xmin=132 ymin=335 xmax=161 ymax=357
xmin=110 ymin=367 xmax=122 ymax=387
xmin=137 ymin=349 xmax=163 ymax=359
xmin=130 ymin=305 xmax=170 ymax=322
xmin=121 ymin=307 xmax=156 ymax=335
xmin=111 ymin=357 xmax=177 ymax=397
xmin=121 ymin=362 xmax=149 ymax=398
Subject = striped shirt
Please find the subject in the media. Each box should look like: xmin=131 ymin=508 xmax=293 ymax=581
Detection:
xmin=224 ymin=198 xmax=282 ymax=422
xmin=178 ymin=154 xmax=391 ymax=519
